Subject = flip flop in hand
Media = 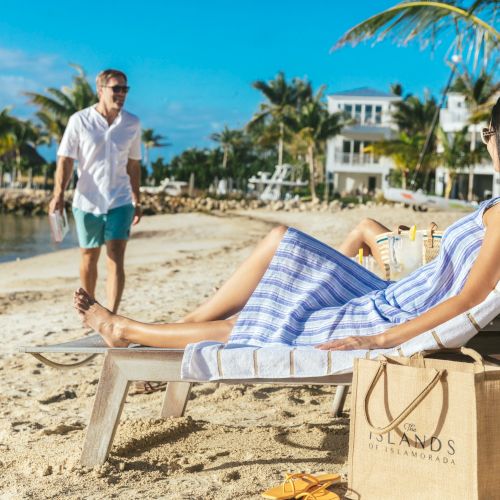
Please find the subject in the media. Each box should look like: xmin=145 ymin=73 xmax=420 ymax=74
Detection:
xmin=261 ymin=473 xmax=341 ymax=500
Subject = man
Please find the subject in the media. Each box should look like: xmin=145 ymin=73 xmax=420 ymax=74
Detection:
xmin=50 ymin=69 xmax=142 ymax=313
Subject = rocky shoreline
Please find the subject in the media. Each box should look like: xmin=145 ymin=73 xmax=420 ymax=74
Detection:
xmin=0 ymin=189 xmax=384 ymax=216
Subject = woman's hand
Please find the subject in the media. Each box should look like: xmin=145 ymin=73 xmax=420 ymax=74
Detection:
xmin=315 ymin=334 xmax=384 ymax=351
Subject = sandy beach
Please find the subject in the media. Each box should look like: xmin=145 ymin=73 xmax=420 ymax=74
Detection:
xmin=0 ymin=206 xmax=466 ymax=499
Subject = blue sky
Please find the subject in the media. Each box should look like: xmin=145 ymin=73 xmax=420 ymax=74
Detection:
xmin=0 ymin=0 xmax=470 ymax=162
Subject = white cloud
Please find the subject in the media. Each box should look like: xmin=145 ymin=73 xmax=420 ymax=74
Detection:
xmin=0 ymin=47 xmax=60 ymax=75
xmin=0 ymin=46 xmax=73 ymax=114
xmin=0 ymin=75 xmax=41 ymax=113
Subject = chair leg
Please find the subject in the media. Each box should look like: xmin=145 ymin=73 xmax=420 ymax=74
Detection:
xmin=331 ymin=385 xmax=349 ymax=417
xmin=81 ymin=354 xmax=129 ymax=467
xmin=160 ymin=382 xmax=192 ymax=418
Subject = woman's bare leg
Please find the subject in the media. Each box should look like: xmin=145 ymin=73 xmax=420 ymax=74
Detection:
xmin=338 ymin=218 xmax=391 ymax=272
xmin=181 ymin=225 xmax=288 ymax=323
xmin=74 ymin=288 xmax=235 ymax=348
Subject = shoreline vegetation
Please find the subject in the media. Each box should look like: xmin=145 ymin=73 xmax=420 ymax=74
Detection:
xmin=0 ymin=188 xmax=390 ymax=216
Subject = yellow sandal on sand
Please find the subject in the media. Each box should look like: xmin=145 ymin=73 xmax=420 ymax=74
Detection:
xmin=296 ymin=481 xmax=340 ymax=500
xmin=261 ymin=473 xmax=341 ymax=500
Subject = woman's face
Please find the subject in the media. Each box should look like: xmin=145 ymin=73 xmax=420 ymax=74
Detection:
xmin=483 ymin=123 xmax=500 ymax=173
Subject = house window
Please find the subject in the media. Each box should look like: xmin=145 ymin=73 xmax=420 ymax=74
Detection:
xmin=375 ymin=106 xmax=382 ymax=124
xmin=345 ymin=104 xmax=353 ymax=117
xmin=342 ymin=140 xmax=351 ymax=163
xmin=353 ymin=140 xmax=361 ymax=163
xmin=355 ymin=104 xmax=362 ymax=122
xmin=365 ymin=105 xmax=373 ymax=124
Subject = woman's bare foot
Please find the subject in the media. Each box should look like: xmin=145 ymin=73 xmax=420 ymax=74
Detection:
xmin=73 ymin=288 xmax=129 ymax=347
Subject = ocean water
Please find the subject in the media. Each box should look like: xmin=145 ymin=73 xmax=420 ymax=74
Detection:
xmin=0 ymin=212 xmax=79 ymax=263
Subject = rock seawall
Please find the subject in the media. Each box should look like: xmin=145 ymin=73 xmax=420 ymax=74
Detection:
xmin=0 ymin=189 xmax=381 ymax=216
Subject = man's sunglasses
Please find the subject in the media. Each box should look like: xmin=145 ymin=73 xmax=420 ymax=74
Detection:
xmin=102 ymin=85 xmax=130 ymax=94
xmin=481 ymin=127 xmax=496 ymax=144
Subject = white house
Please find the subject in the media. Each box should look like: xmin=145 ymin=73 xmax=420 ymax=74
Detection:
xmin=435 ymin=92 xmax=500 ymax=199
xmin=326 ymin=87 xmax=401 ymax=194
xmin=326 ymin=87 xmax=499 ymax=200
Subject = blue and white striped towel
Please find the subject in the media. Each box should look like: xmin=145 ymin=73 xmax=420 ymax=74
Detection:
xmin=180 ymin=282 xmax=500 ymax=381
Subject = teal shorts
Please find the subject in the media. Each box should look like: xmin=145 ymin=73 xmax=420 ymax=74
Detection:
xmin=73 ymin=204 xmax=135 ymax=248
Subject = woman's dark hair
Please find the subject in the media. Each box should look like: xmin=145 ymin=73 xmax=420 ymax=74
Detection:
xmin=491 ymin=97 xmax=500 ymax=131
xmin=491 ymin=98 xmax=500 ymax=164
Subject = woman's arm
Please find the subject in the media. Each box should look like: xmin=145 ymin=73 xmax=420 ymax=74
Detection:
xmin=317 ymin=205 xmax=500 ymax=351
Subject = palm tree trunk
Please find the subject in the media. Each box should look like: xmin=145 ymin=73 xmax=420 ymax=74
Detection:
xmin=144 ymin=146 xmax=150 ymax=171
xmin=445 ymin=172 xmax=455 ymax=199
xmin=308 ymin=144 xmax=317 ymax=201
xmin=278 ymin=122 xmax=284 ymax=165
xmin=15 ymin=147 xmax=21 ymax=187
xmin=467 ymin=130 xmax=477 ymax=201
xmin=222 ymin=147 xmax=228 ymax=169
xmin=43 ymin=164 xmax=48 ymax=191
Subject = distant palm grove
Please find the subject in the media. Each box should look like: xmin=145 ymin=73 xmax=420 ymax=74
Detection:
xmin=0 ymin=0 xmax=498 ymax=202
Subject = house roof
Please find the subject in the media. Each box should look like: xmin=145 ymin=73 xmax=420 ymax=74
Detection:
xmin=330 ymin=87 xmax=397 ymax=98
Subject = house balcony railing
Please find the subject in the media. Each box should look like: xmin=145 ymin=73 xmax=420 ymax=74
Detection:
xmin=334 ymin=150 xmax=381 ymax=165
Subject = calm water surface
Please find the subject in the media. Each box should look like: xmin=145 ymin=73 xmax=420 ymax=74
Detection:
xmin=0 ymin=212 xmax=79 ymax=263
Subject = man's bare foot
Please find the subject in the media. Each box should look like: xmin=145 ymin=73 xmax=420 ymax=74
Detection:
xmin=73 ymin=288 xmax=129 ymax=348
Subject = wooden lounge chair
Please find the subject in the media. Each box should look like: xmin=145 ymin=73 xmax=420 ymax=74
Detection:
xmin=19 ymin=316 xmax=500 ymax=467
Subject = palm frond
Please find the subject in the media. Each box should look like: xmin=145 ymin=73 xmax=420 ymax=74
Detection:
xmin=25 ymin=92 xmax=69 ymax=118
xmin=334 ymin=1 xmax=499 ymax=69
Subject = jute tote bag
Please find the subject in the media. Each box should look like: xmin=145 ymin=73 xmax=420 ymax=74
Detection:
xmin=347 ymin=348 xmax=500 ymax=500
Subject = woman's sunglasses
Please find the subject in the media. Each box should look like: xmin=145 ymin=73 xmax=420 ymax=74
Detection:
xmin=102 ymin=85 xmax=130 ymax=94
xmin=481 ymin=127 xmax=496 ymax=145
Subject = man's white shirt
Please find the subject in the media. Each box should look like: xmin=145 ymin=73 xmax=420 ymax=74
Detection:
xmin=58 ymin=106 xmax=141 ymax=215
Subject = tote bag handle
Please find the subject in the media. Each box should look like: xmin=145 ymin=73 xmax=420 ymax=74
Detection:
xmin=410 ymin=346 xmax=485 ymax=367
xmin=363 ymin=360 xmax=444 ymax=435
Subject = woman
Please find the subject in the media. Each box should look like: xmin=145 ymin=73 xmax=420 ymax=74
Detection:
xmin=74 ymin=99 xmax=500 ymax=351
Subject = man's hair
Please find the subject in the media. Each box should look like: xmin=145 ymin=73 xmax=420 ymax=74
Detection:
xmin=96 ymin=69 xmax=127 ymax=88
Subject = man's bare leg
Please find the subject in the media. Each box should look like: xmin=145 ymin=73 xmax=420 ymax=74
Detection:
xmin=105 ymin=239 xmax=127 ymax=313
xmin=181 ymin=225 xmax=288 ymax=323
xmin=338 ymin=218 xmax=391 ymax=272
xmin=74 ymin=288 xmax=234 ymax=348
xmin=80 ymin=247 xmax=101 ymax=297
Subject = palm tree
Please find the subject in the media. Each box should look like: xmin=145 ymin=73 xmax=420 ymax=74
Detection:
xmin=249 ymin=72 xmax=311 ymax=165
xmin=334 ymin=1 xmax=499 ymax=70
xmin=284 ymin=89 xmax=344 ymax=201
xmin=0 ymin=109 xmax=46 ymax=186
xmin=449 ymin=69 xmax=500 ymax=199
xmin=367 ymin=131 xmax=437 ymax=189
xmin=210 ymin=126 xmax=244 ymax=169
xmin=25 ymin=64 xmax=97 ymax=143
xmin=437 ymin=126 xmax=478 ymax=198
xmin=392 ymin=93 xmax=438 ymax=137
xmin=141 ymin=129 xmax=170 ymax=175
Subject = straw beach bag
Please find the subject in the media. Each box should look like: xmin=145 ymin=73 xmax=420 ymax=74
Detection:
xmin=347 ymin=348 xmax=500 ymax=500
xmin=376 ymin=223 xmax=444 ymax=280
